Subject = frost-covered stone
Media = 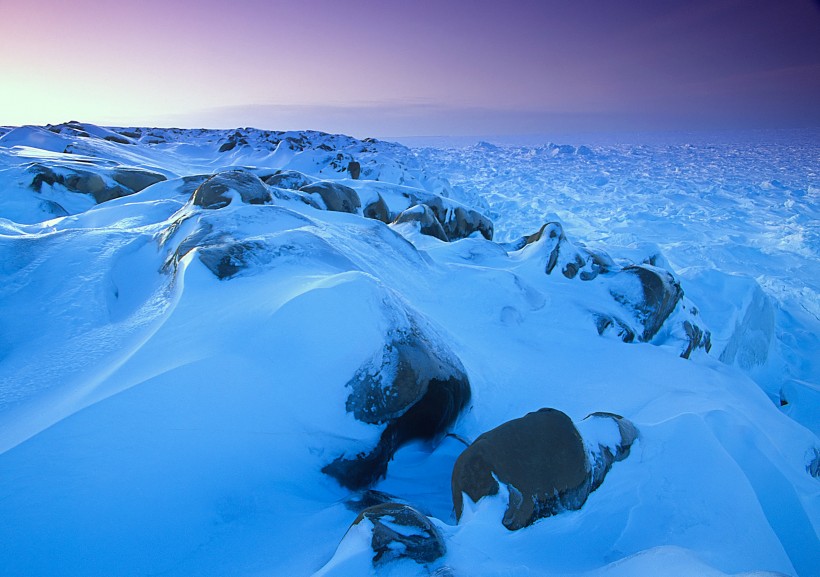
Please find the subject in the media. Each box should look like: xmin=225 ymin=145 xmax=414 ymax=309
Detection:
xmin=580 ymin=412 xmax=638 ymax=492
xmin=27 ymin=163 xmax=133 ymax=203
xmin=191 ymin=170 xmax=272 ymax=209
xmin=609 ymin=264 xmax=683 ymax=342
xmin=362 ymin=193 xmax=390 ymax=223
xmin=353 ymin=503 xmax=446 ymax=566
xmin=263 ymin=169 xmax=315 ymax=190
xmin=111 ymin=167 xmax=166 ymax=192
xmin=424 ymin=197 xmax=494 ymax=241
xmin=507 ymin=221 xmax=611 ymax=279
xmin=197 ymin=240 xmax=266 ymax=280
xmin=393 ymin=204 xmax=449 ymax=241
xmin=299 ymin=181 xmax=361 ymax=214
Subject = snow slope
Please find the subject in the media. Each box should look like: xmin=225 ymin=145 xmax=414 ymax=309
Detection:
xmin=0 ymin=123 xmax=817 ymax=577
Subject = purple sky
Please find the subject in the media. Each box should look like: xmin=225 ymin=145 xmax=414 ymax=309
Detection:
xmin=2 ymin=0 xmax=819 ymax=137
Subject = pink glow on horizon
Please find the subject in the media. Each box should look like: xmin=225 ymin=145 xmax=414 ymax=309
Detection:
xmin=1 ymin=0 xmax=819 ymax=135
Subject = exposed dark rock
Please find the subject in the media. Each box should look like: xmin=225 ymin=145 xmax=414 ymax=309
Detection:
xmin=393 ymin=205 xmax=449 ymax=241
xmin=197 ymin=240 xmax=264 ymax=280
xmin=28 ymin=164 xmax=61 ymax=192
xmin=179 ymin=175 xmax=211 ymax=197
xmin=562 ymin=253 xmax=587 ymax=279
xmin=60 ymin=170 xmax=133 ymax=203
xmin=594 ymin=314 xmax=636 ymax=343
xmin=808 ymin=448 xmax=820 ymax=479
xmin=90 ymin=184 xmax=133 ymax=203
xmin=299 ymin=181 xmax=361 ymax=214
xmin=362 ymin=194 xmax=390 ymax=223
xmin=510 ymin=222 xmax=612 ymax=281
xmin=451 ymin=408 xmax=589 ymax=530
xmin=28 ymin=163 xmax=164 ymax=203
xmin=323 ymin=323 xmax=471 ymax=490
xmin=348 ymin=160 xmax=361 ymax=180
xmin=63 ymin=171 xmax=106 ymax=196
xmin=584 ymin=249 xmax=616 ymax=278
xmin=351 ymin=503 xmax=445 ymax=566
xmin=424 ymin=197 xmax=494 ymax=241
xmin=103 ymin=134 xmax=131 ymax=145
xmin=112 ymin=167 xmax=167 ymax=192
xmin=516 ymin=222 xmax=567 ymax=273
xmin=191 ymin=170 xmax=272 ymax=209
xmin=264 ymin=170 xmax=314 ymax=190
xmin=158 ymin=219 xmax=216 ymax=273
xmin=610 ymin=264 xmax=683 ymax=342
xmin=681 ymin=320 xmax=712 ymax=359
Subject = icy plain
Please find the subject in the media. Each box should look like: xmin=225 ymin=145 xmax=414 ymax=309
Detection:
xmin=0 ymin=124 xmax=817 ymax=577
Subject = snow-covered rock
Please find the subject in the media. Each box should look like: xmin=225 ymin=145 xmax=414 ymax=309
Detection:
xmin=452 ymin=408 xmax=637 ymax=531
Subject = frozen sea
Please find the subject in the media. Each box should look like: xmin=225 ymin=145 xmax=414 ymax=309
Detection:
xmin=401 ymin=129 xmax=820 ymax=433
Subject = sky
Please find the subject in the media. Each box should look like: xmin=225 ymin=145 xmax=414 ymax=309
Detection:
xmin=1 ymin=0 xmax=819 ymax=137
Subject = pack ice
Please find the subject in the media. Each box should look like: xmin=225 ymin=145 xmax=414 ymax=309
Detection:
xmin=0 ymin=123 xmax=817 ymax=577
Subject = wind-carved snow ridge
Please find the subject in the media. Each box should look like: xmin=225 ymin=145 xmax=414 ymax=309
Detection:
xmin=0 ymin=123 xmax=817 ymax=577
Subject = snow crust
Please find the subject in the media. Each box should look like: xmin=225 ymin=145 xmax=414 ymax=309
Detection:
xmin=0 ymin=123 xmax=817 ymax=577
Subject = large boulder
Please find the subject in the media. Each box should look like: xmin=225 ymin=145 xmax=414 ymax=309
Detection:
xmin=508 ymin=221 xmax=612 ymax=280
xmin=27 ymin=163 xmax=133 ymax=203
xmin=393 ymin=204 xmax=449 ymax=242
xmin=112 ymin=167 xmax=167 ymax=192
xmin=425 ymin=197 xmax=494 ymax=241
xmin=362 ymin=193 xmax=390 ymax=223
xmin=264 ymin=169 xmax=315 ymax=190
xmin=609 ymin=264 xmax=683 ymax=342
xmin=299 ymin=181 xmax=361 ymax=214
xmin=191 ymin=170 xmax=272 ymax=209
xmin=451 ymin=408 xmax=637 ymax=531
xmin=323 ymin=319 xmax=471 ymax=490
xmin=197 ymin=241 xmax=265 ymax=280
xmin=62 ymin=171 xmax=107 ymax=196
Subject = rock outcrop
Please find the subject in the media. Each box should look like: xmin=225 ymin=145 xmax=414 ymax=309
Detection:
xmin=451 ymin=408 xmax=637 ymax=530
xmin=323 ymin=319 xmax=471 ymax=490
xmin=299 ymin=181 xmax=361 ymax=214
xmin=111 ymin=167 xmax=166 ymax=192
xmin=351 ymin=503 xmax=446 ymax=566
xmin=27 ymin=163 xmax=165 ymax=204
xmin=362 ymin=193 xmax=390 ymax=223
xmin=393 ymin=204 xmax=450 ymax=242
xmin=264 ymin=169 xmax=315 ymax=191
xmin=424 ymin=197 xmax=494 ymax=241
xmin=190 ymin=170 xmax=272 ymax=209
xmin=608 ymin=264 xmax=683 ymax=342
